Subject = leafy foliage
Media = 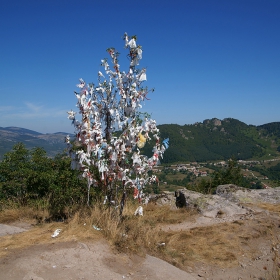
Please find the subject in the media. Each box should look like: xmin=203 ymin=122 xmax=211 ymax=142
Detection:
xmin=0 ymin=143 xmax=87 ymax=217
xmin=251 ymin=162 xmax=280 ymax=181
xmin=190 ymin=158 xmax=251 ymax=194
xmin=211 ymin=159 xmax=248 ymax=187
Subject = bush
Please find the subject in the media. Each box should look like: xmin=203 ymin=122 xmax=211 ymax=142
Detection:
xmin=0 ymin=143 xmax=88 ymax=218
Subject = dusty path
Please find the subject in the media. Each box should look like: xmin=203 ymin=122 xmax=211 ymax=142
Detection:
xmin=0 ymin=236 xmax=196 ymax=280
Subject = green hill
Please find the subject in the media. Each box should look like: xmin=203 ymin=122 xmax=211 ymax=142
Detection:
xmin=142 ymin=118 xmax=280 ymax=163
xmin=258 ymin=122 xmax=280 ymax=138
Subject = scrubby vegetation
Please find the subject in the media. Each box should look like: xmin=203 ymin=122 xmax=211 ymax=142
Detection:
xmin=1 ymin=143 xmax=278 ymax=219
xmin=0 ymin=143 xmax=163 ymax=218
xmin=0 ymin=143 xmax=89 ymax=217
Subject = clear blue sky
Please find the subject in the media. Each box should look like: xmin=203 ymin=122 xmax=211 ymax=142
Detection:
xmin=0 ymin=0 xmax=279 ymax=133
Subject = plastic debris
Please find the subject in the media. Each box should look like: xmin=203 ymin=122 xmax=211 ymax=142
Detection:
xmin=66 ymin=33 xmax=169 ymax=209
xmin=51 ymin=229 xmax=61 ymax=238
xmin=143 ymin=196 xmax=150 ymax=205
xmin=93 ymin=225 xmax=102 ymax=231
xmin=134 ymin=206 xmax=143 ymax=216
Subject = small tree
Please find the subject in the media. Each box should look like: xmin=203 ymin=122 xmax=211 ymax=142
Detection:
xmin=66 ymin=33 xmax=168 ymax=212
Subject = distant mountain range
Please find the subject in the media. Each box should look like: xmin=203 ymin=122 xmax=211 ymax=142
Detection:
xmin=0 ymin=127 xmax=69 ymax=159
xmin=1 ymin=118 xmax=280 ymax=162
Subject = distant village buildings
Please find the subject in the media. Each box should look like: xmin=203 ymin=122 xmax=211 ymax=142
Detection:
xmin=167 ymin=163 xmax=208 ymax=177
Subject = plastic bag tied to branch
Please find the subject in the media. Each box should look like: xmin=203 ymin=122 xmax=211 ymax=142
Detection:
xmin=66 ymin=33 xmax=169 ymax=208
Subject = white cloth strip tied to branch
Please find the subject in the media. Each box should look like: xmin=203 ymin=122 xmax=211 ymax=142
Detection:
xmin=66 ymin=33 xmax=169 ymax=206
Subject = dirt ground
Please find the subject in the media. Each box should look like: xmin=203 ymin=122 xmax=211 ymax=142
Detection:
xmin=0 ymin=213 xmax=279 ymax=280
xmin=1 ymin=187 xmax=280 ymax=280
xmin=0 ymin=233 xmax=196 ymax=280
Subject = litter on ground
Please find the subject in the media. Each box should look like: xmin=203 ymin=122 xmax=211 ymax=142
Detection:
xmin=51 ymin=229 xmax=61 ymax=238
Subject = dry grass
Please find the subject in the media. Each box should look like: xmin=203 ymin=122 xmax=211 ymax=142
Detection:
xmin=162 ymin=224 xmax=240 ymax=267
xmin=0 ymin=207 xmax=48 ymax=224
xmin=0 ymin=202 xmax=197 ymax=259
xmin=1 ymin=201 xmax=280 ymax=275
xmin=0 ymin=207 xmax=104 ymax=258
xmin=256 ymin=203 xmax=280 ymax=214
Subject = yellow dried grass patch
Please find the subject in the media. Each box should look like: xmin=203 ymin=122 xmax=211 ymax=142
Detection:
xmin=157 ymin=223 xmax=241 ymax=268
xmin=256 ymin=203 xmax=280 ymax=213
xmin=0 ymin=221 xmax=103 ymax=258
xmin=0 ymin=206 xmax=49 ymax=224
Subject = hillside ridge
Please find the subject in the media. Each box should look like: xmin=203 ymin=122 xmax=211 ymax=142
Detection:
xmin=1 ymin=118 xmax=279 ymax=162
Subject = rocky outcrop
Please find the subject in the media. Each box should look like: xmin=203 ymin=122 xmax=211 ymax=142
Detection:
xmin=153 ymin=185 xmax=280 ymax=220
xmin=216 ymin=184 xmax=280 ymax=204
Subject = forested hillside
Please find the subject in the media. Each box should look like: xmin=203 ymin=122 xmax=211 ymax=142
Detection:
xmin=258 ymin=122 xmax=280 ymax=138
xmin=143 ymin=118 xmax=280 ymax=163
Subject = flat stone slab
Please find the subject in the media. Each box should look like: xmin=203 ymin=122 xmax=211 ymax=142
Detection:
xmin=0 ymin=224 xmax=27 ymax=236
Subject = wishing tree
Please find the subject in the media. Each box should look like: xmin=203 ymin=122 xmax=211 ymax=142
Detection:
xmin=66 ymin=33 xmax=168 ymax=213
